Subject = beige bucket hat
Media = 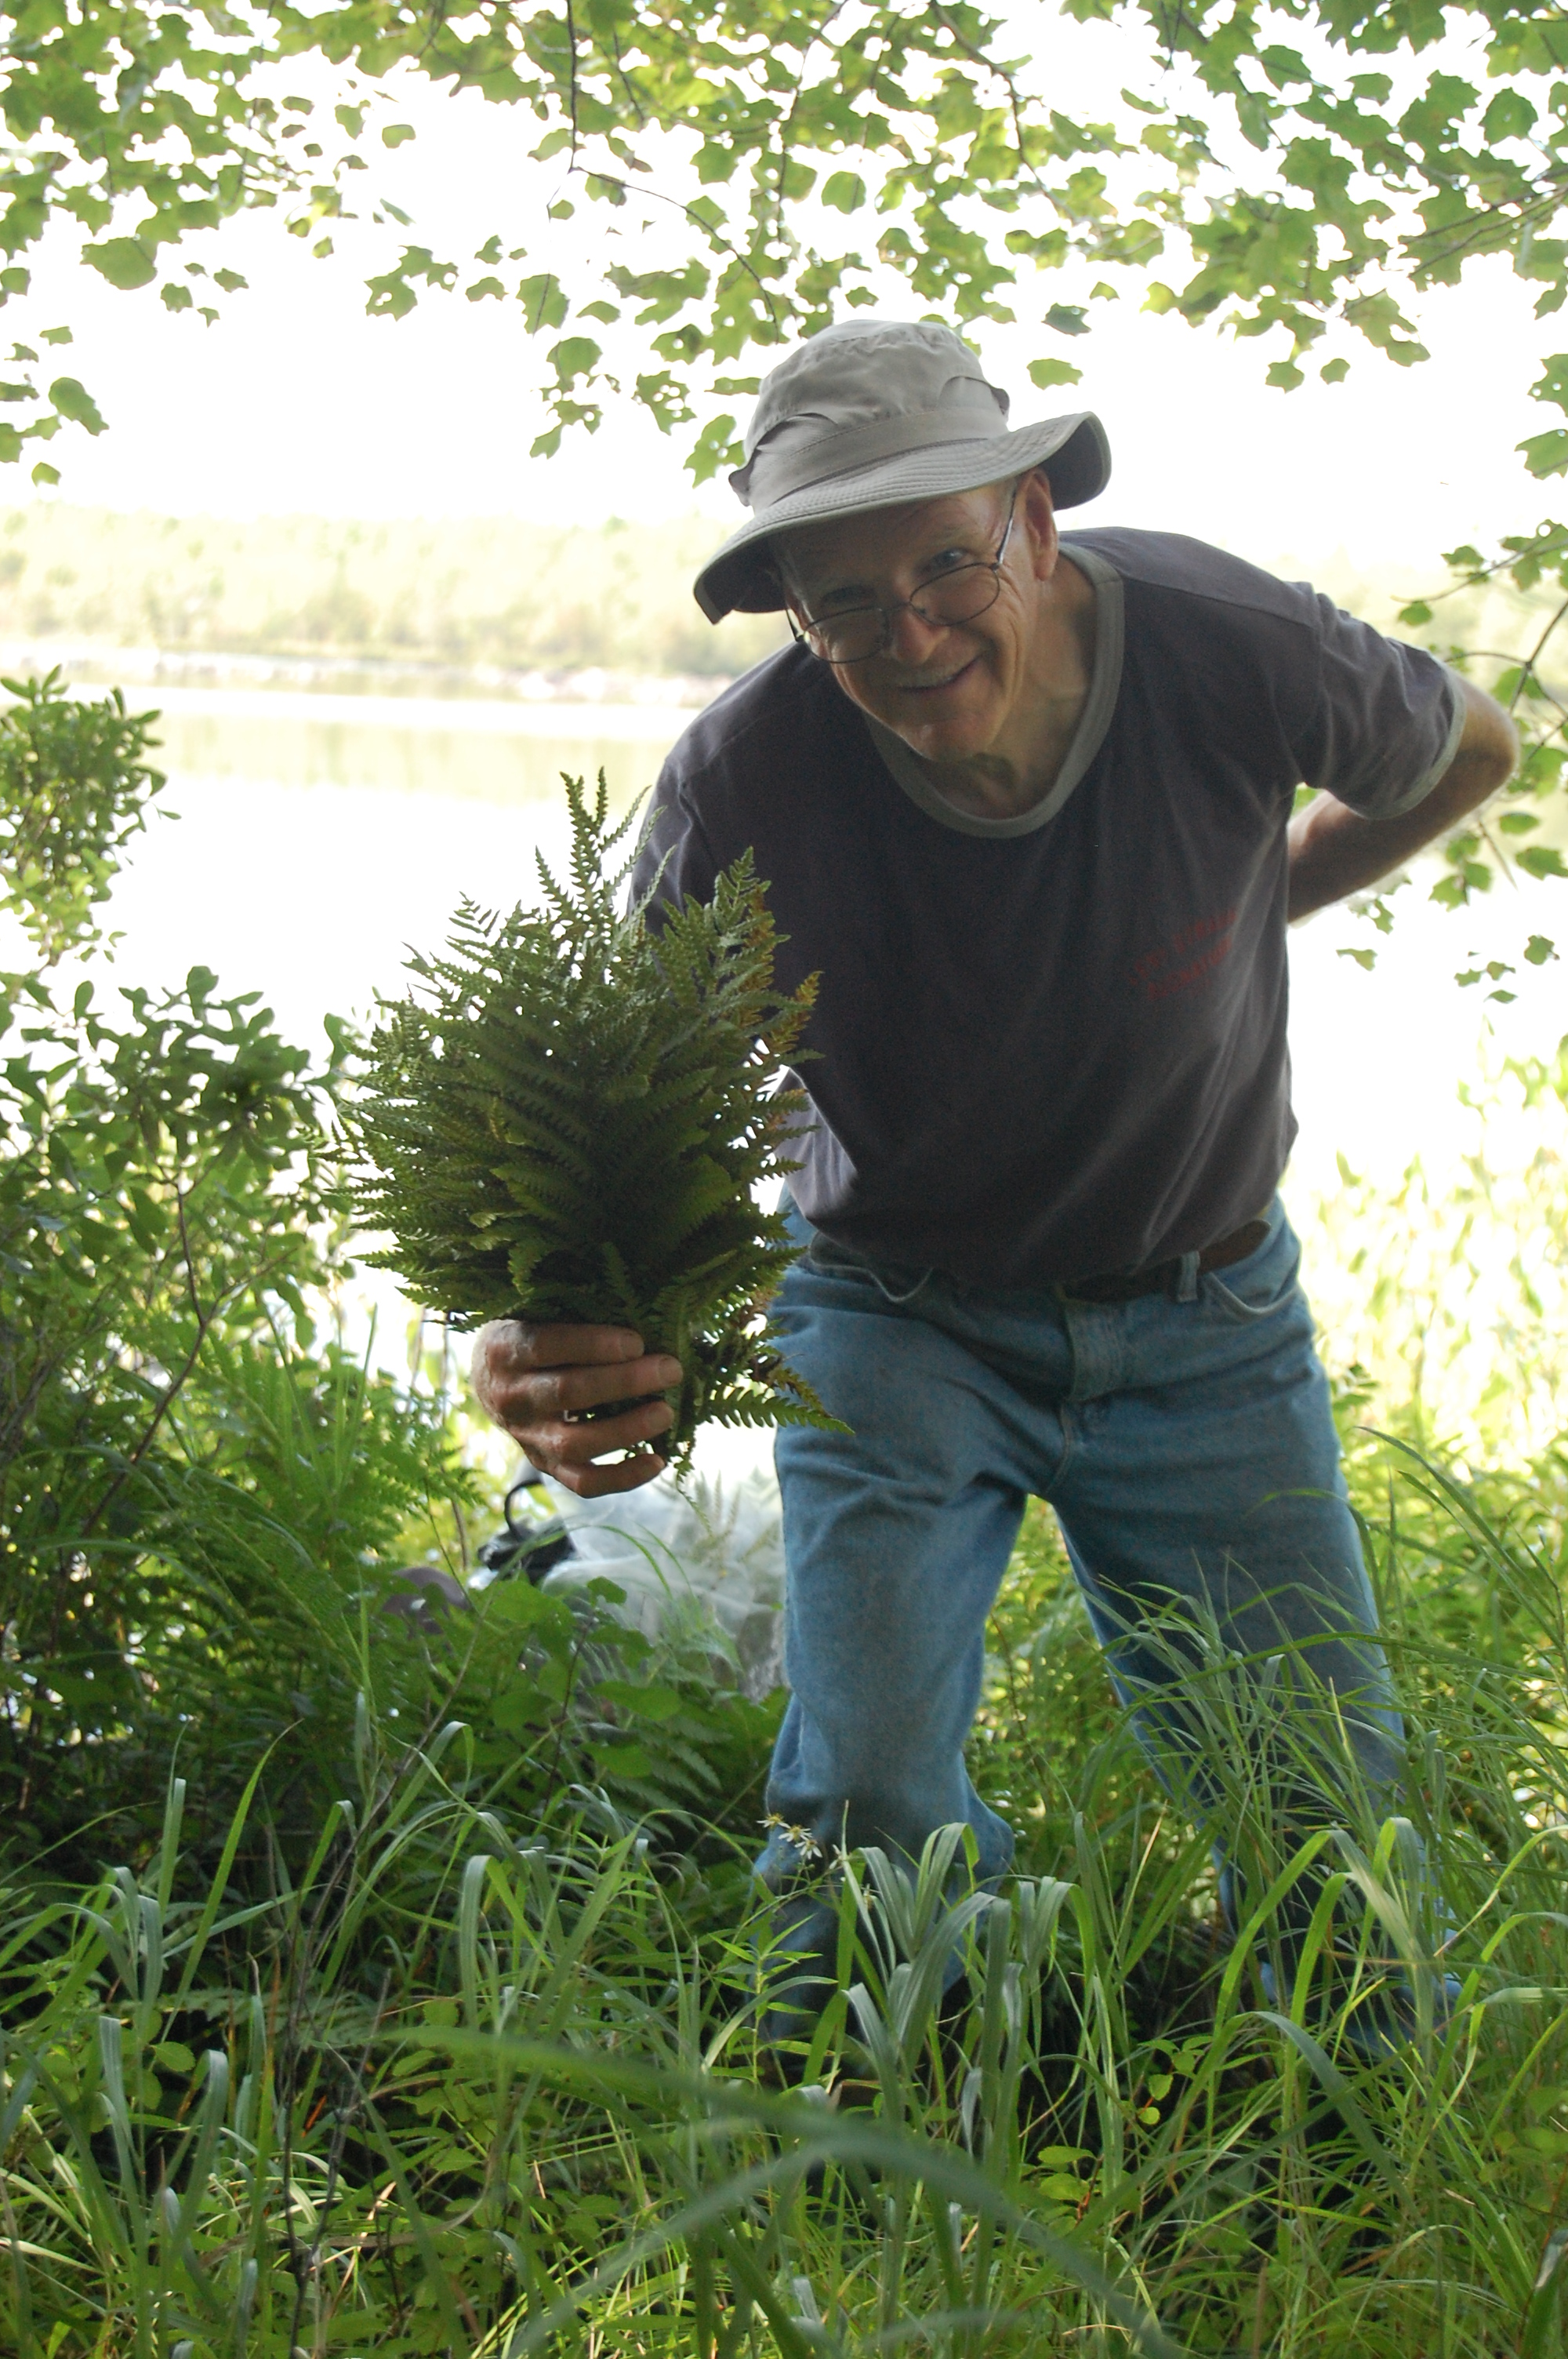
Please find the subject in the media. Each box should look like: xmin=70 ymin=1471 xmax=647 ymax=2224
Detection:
xmin=692 ymin=317 xmax=1111 ymax=623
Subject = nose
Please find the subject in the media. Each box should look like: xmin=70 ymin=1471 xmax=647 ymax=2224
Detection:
xmin=885 ymin=598 xmax=951 ymax=667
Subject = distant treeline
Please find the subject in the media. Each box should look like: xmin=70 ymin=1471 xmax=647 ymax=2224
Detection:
xmin=0 ymin=502 xmax=1556 ymax=696
xmin=0 ymin=506 xmax=788 ymax=678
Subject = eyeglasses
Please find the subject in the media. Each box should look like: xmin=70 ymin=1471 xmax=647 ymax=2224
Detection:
xmin=787 ymin=480 xmax=1022 ymax=667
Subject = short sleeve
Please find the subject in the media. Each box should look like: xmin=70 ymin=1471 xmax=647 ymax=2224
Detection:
xmin=1291 ymin=595 xmax=1463 ymax=819
xmin=630 ymin=758 xmax=720 ymax=918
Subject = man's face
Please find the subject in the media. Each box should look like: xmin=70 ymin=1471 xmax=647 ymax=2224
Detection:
xmin=774 ymin=471 xmax=1062 ymax=765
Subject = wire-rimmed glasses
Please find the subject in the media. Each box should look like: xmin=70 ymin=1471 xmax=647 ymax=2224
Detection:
xmin=787 ymin=479 xmax=1022 ymax=667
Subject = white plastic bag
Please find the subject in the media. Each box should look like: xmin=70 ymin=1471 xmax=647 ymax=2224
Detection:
xmin=538 ymin=1467 xmax=786 ymax=1701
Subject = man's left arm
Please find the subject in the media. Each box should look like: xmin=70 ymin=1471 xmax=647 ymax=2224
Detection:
xmin=1287 ymin=674 xmax=1519 ymax=922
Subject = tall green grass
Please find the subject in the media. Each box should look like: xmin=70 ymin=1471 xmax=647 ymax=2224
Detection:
xmin=4 ymin=1438 xmax=1567 ymax=2357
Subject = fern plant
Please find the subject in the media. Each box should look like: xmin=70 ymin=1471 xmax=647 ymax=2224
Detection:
xmin=352 ymin=773 xmax=840 ymax=1467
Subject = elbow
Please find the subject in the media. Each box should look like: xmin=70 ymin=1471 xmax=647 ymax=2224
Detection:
xmin=1457 ymin=740 xmax=1517 ymax=807
xmin=1455 ymin=685 xmax=1520 ymax=804
xmin=1439 ymin=742 xmax=1515 ymax=824
xmin=1482 ymin=701 xmax=1521 ymax=792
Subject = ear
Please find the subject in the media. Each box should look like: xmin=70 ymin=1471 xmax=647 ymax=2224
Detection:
xmin=1020 ymin=467 xmax=1060 ymax=583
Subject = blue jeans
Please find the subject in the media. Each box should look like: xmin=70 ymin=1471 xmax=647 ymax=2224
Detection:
xmin=757 ymin=1197 xmax=1403 ymax=1908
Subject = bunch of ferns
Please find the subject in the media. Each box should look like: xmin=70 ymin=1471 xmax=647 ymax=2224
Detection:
xmin=352 ymin=773 xmax=839 ymax=1467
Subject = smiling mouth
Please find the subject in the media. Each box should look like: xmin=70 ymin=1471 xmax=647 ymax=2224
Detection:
xmin=893 ymin=655 xmax=979 ymax=695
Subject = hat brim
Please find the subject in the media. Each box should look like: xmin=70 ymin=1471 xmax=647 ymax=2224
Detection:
xmin=692 ymin=410 xmax=1110 ymax=623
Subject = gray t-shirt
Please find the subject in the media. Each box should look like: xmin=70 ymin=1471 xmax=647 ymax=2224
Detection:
xmin=634 ymin=529 xmax=1462 ymax=1285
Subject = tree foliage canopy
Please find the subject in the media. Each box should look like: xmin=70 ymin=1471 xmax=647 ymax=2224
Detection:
xmin=4 ymin=0 xmax=1568 ymax=472
xmin=4 ymin=0 xmax=1568 ymax=939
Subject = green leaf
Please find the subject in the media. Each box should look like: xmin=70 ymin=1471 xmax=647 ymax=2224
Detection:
xmin=1525 ymin=934 xmax=1558 ymax=963
xmin=1531 ymin=354 xmax=1568 ymax=416
xmin=48 ymin=379 xmax=106 ymax=435
xmin=1028 ymin=357 xmax=1083 ymax=390
xmin=1519 ymin=845 xmax=1568 ymax=880
xmin=594 ymin=1677 xmax=682 ymax=1721
xmin=1519 ymin=431 xmax=1568 ymax=479
xmin=686 ymin=412 xmax=741 ymax=485
xmin=548 ymin=337 xmax=602 ymax=387
xmin=83 ymin=239 xmax=157 ymax=292
xmin=1482 ymin=89 xmax=1537 ymax=142
xmin=821 ymin=172 xmax=866 ymax=214
xmin=1236 ymin=93 xmax=1275 ymax=150
xmin=383 ymin=123 xmax=416 ymax=147
xmin=1045 ymin=304 xmax=1090 ymax=336
xmin=517 ymin=275 xmax=568 ymax=334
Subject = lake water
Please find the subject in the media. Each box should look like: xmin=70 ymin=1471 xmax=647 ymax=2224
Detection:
xmin=70 ymin=680 xmax=1568 ymax=1470
xmin=103 ymin=688 xmax=677 ymax=1057
xmin=145 ymin=685 xmax=680 ymax=803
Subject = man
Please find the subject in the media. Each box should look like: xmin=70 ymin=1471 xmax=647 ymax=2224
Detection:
xmin=472 ymin=318 xmax=1516 ymax=2020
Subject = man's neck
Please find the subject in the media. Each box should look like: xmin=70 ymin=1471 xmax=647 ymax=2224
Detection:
xmin=910 ymin=555 xmax=1098 ymax=822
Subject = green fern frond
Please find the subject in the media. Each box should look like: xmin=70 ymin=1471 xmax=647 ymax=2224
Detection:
xmin=350 ymin=772 xmax=844 ymax=1469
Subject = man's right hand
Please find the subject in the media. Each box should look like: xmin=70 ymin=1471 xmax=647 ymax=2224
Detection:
xmin=469 ymin=1321 xmax=681 ymax=1498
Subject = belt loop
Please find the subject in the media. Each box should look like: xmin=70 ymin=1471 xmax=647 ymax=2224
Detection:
xmin=1173 ymin=1249 xmax=1200 ymax=1305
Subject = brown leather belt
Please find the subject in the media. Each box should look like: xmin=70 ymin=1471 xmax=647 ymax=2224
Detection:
xmin=1060 ymin=1215 xmax=1272 ymax=1306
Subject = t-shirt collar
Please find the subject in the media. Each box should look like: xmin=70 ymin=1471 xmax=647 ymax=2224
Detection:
xmin=863 ymin=540 xmax=1125 ymax=838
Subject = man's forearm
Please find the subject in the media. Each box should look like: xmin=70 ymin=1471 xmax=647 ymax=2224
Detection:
xmin=1287 ymin=678 xmax=1519 ymax=923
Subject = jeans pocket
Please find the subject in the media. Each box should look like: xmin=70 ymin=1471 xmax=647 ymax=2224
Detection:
xmin=805 ymin=1230 xmax=934 ymax=1306
xmin=1199 ymin=1217 xmax=1302 ymax=1324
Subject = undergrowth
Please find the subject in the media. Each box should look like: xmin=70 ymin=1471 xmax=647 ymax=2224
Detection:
xmin=6 ymin=673 xmax=1568 ymax=2354
xmin=4 ymin=1443 xmax=1568 ymax=2357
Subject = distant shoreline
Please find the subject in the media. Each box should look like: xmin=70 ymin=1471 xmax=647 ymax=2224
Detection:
xmin=0 ymin=504 xmax=786 ymax=687
xmin=0 ymin=637 xmax=735 ymax=711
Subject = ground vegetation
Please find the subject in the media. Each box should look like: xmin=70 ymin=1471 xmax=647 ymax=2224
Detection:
xmin=2 ymin=682 xmax=1568 ymax=2353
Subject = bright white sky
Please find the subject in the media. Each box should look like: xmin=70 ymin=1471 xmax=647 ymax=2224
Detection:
xmin=9 ymin=17 xmax=1558 ymax=591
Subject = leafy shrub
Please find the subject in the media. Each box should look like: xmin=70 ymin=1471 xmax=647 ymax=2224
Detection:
xmin=0 ymin=668 xmax=165 ymax=961
xmin=0 ymin=690 xmax=779 ymax=1886
xmin=0 ymin=940 xmax=368 ymax=1869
